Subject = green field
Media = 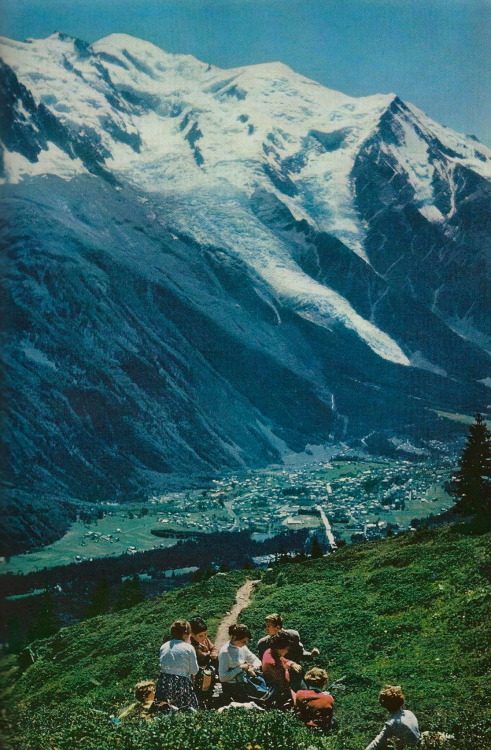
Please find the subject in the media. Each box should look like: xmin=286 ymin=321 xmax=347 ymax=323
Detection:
xmin=1 ymin=523 xmax=490 ymax=749
xmin=0 ymin=509 xmax=176 ymax=576
xmin=434 ymin=410 xmax=491 ymax=429
xmin=332 ymin=483 xmax=453 ymax=540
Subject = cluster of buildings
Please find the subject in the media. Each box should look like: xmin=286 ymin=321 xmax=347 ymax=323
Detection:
xmin=152 ymin=457 xmax=452 ymax=547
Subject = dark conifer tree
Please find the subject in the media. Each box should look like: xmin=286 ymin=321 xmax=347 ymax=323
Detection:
xmin=114 ymin=574 xmax=144 ymax=610
xmin=8 ymin=616 xmax=25 ymax=652
xmin=27 ymin=589 xmax=61 ymax=641
xmin=86 ymin=577 xmax=111 ymax=618
xmin=310 ymin=536 xmax=324 ymax=559
xmin=449 ymin=413 xmax=491 ymax=518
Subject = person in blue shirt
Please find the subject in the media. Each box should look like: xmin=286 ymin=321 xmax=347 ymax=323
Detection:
xmin=365 ymin=685 xmax=420 ymax=749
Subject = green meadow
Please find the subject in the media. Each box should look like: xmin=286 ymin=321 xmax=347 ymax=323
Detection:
xmin=1 ymin=521 xmax=490 ymax=749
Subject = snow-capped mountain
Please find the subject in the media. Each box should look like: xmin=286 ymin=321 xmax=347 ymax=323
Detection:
xmin=1 ymin=33 xmax=490 ymax=552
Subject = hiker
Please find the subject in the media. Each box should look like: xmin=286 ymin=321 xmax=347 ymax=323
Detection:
xmin=154 ymin=619 xmax=199 ymax=711
xmin=295 ymin=667 xmax=334 ymax=730
xmin=257 ymin=613 xmax=319 ymax=663
xmin=118 ymin=680 xmax=156 ymax=721
xmin=365 ymin=685 xmax=420 ymax=749
xmin=261 ymin=630 xmax=303 ymax=709
xmin=218 ymin=623 xmax=267 ymax=703
xmin=190 ymin=616 xmax=219 ymax=667
xmin=189 ymin=616 xmax=218 ymax=707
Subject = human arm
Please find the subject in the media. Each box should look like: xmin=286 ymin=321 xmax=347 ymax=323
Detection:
xmin=206 ymin=636 xmax=219 ymax=661
xmin=285 ymin=630 xmax=315 ymax=661
xmin=188 ymin=644 xmax=199 ymax=677
xmin=288 ymin=662 xmax=303 ymax=674
xmin=241 ymin=644 xmax=261 ymax=671
xmin=365 ymin=722 xmax=391 ymax=750
xmin=218 ymin=647 xmax=243 ymax=682
xmin=261 ymin=649 xmax=277 ymax=684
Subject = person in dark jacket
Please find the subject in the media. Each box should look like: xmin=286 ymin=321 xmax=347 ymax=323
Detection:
xmin=257 ymin=613 xmax=319 ymax=663
xmin=189 ymin=616 xmax=218 ymax=707
xmin=190 ymin=616 xmax=219 ymax=667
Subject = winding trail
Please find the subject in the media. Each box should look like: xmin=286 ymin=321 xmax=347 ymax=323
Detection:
xmin=214 ymin=579 xmax=260 ymax=650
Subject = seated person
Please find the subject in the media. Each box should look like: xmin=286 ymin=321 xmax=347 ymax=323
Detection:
xmin=155 ymin=619 xmax=199 ymax=711
xmin=257 ymin=613 xmax=319 ymax=663
xmin=190 ymin=616 xmax=219 ymax=667
xmin=189 ymin=616 xmax=218 ymax=707
xmin=262 ymin=631 xmax=302 ymax=708
xmin=118 ymin=680 xmax=156 ymax=721
xmin=295 ymin=668 xmax=334 ymax=730
xmin=365 ymin=686 xmax=420 ymax=749
xmin=218 ymin=623 xmax=266 ymax=703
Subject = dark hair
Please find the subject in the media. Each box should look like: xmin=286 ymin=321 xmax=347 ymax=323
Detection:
xmin=228 ymin=623 xmax=251 ymax=640
xmin=269 ymin=631 xmax=293 ymax=652
xmin=265 ymin=613 xmax=283 ymax=627
xmin=379 ymin=685 xmax=405 ymax=712
xmin=170 ymin=619 xmax=191 ymax=639
xmin=190 ymin=617 xmax=208 ymax=635
xmin=304 ymin=668 xmax=328 ymax=688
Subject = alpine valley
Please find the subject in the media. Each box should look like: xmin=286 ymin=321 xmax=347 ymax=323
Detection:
xmin=1 ymin=32 xmax=490 ymax=554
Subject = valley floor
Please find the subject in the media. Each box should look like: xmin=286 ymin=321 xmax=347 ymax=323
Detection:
xmin=1 ymin=456 xmax=454 ymax=576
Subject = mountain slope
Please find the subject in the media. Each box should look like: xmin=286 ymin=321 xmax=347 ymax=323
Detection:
xmin=2 ymin=524 xmax=490 ymax=749
xmin=0 ymin=32 xmax=490 ymax=552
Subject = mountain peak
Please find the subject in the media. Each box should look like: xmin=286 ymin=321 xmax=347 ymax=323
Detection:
xmin=1 ymin=29 xmax=490 ymax=551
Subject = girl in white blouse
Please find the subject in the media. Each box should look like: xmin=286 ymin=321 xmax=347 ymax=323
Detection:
xmin=218 ymin=623 xmax=263 ymax=703
xmin=154 ymin=619 xmax=199 ymax=711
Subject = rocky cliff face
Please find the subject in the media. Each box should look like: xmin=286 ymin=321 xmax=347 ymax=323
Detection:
xmin=1 ymin=32 xmax=489 ymax=552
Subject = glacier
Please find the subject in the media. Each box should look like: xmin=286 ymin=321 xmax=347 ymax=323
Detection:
xmin=0 ymin=31 xmax=490 ymax=553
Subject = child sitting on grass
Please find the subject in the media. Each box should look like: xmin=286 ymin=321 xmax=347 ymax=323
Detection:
xmin=365 ymin=685 xmax=420 ymax=749
xmin=189 ymin=616 xmax=218 ymax=708
xmin=262 ymin=631 xmax=303 ymax=709
xmin=118 ymin=680 xmax=156 ymax=721
xmin=294 ymin=667 xmax=334 ymax=730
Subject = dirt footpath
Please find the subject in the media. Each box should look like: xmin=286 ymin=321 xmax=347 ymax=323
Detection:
xmin=214 ymin=579 xmax=260 ymax=650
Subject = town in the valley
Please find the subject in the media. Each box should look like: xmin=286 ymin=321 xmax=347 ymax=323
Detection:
xmin=1 ymin=447 xmax=455 ymax=576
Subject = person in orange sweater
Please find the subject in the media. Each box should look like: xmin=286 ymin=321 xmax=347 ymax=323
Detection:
xmin=295 ymin=667 xmax=334 ymax=730
xmin=261 ymin=631 xmax=302 ymax=709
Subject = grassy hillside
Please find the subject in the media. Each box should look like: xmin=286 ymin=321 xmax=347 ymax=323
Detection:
xmin=1 ymin=523 xmax=490 ymax=749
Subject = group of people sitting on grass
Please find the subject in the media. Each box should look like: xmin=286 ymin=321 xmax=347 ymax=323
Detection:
xmin=119 ymin=613 xmax=421 ymax=748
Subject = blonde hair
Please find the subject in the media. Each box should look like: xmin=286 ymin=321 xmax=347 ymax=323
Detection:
xmin=134 ymin=680 xmax=156 ymax=703
xmin=304 ymin=667 xmax=328 ymax=688
xmin=379 ymin=685 xmax=405 ymax=712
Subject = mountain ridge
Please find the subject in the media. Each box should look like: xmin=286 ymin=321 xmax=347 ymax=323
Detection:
xmin=0 ymin=32 xmax=490 ymax=553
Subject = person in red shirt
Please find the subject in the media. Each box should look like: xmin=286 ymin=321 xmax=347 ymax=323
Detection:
xmin=190 ymin=617 xmax=219 ymax=707
xmin=295 ymin=667 xmax=334 ymax=730
xmin=262 ymin=631 xmax=302 ymax=709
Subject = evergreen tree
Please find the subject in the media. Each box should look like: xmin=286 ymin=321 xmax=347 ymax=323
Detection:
xmin=114 ymin=574 xmax=145 ymax=610
xmin=449 ymin=413 xmax=491 ymax=518
xmin=311 ymin=536 xmax=324 ymax=559
xmin=8 ymin=616 xmax=26 ymax=653
xmin=27 ymin=589 xmax=61 ymax=641
xmin=86 ymin=577 xmax=111 ymax=618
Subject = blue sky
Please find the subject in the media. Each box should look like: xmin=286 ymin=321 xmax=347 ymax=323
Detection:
xmin=2 ymin=0 xmax=490 ymax=145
